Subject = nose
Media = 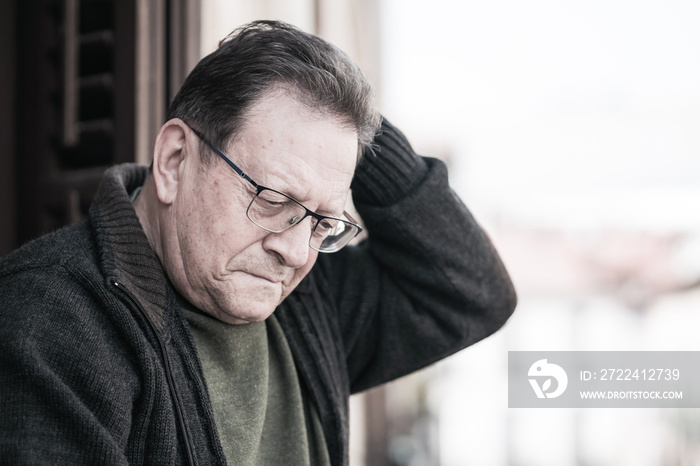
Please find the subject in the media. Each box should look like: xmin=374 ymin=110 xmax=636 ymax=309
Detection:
xmin=262 ymin=217 xmax=312 ymax=268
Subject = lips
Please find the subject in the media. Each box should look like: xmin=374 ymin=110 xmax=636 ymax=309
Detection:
xmin=248 ymin=273 xmax=280 ymax=283
xmin=243 ymin=269 xmax=287 ymax=284
xmin=223 ymin=258 xmax=290 ymax=285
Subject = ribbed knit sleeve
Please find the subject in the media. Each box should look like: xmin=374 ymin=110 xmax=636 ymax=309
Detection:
xmin=351 ymin=118 xmax=429 ymax=207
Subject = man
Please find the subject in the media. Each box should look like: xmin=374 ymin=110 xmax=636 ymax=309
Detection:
xmin=0 ymin=20 xmax=516 ymax=465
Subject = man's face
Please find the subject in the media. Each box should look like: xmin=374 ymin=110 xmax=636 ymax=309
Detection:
xmin=162 ymin=90 xmax=358 ymax=324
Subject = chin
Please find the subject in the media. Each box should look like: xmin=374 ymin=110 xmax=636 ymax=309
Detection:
xmin=221 ymin=302 xmax=277 ymax=324
xmin=245 ymin=309 xmax=276 ymax=323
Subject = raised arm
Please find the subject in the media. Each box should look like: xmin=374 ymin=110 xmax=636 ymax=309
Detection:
xmin=319 ymin=118 xmax=517 ymax=393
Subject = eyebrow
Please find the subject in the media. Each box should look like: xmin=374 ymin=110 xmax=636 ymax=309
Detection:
xmin=273 ymin=183 xmax=344 ymax=218
xmin=251 ymin=157 xmax=352 ymax=218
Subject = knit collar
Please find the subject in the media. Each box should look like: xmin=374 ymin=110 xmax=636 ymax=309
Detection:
xmin=89 ymin=164 xmax=170 ymax=331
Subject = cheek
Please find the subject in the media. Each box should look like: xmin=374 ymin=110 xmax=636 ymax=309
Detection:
xmin=183 ymin=216 xmax=263 ymax=267
xmin=176 ymin=193 xmax=259 ymax=269
xmin=184 ymin=174 xmax=257 ymax=239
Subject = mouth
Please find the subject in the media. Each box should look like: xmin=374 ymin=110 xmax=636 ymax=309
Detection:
xmin=221 ymin=262 xmax=290 ymax=286
xmin=243 ymin=269 xmax=287 ymax=285
xmin=248 ymin=273 xmax=280 ymax=284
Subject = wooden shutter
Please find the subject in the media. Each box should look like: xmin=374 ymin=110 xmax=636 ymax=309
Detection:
xmin=12 ymin=0 xmax=198 ymax=246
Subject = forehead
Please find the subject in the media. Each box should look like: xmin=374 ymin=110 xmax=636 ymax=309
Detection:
xmin=229 ymin=90 xmax=359 ymax=210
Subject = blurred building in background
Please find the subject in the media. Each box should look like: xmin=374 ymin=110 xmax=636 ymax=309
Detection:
xmin=2 ymin=1 xmax=700 ymax=465
xmin=377 ymin=1 xmax=700 ymax=465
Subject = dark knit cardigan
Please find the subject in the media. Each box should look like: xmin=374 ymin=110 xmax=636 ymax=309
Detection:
xmin=0 ymin=120 xmax=516 ymax=465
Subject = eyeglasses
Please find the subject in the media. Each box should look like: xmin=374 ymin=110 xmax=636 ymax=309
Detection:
xmin=187 ymin=124 xmax=362 ymax=253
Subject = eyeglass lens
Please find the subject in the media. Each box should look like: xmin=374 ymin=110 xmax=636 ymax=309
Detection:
xmin=246 ymin=189 xmax=357 ymax=252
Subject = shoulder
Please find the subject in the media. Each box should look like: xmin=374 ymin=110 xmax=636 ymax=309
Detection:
xmin=0 ymin=222 xmax=107 ymax=341
xmin=0 ymin=221 xmax=97 ymax=279
xmin=0 ymin=222 xmax=143 ymax=391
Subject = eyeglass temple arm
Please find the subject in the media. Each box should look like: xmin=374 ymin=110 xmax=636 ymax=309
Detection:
xmin=189 ymin=127 xmax=259 ymax=189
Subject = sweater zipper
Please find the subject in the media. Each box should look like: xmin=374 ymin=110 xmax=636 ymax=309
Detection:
xmin=113 ymin=281 xmax=197 ymax=466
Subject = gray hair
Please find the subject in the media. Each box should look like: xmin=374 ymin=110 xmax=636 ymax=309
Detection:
xmin=166 ymin=20 xmax=380 ymax=162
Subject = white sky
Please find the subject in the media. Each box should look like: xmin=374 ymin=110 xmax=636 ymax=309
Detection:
xmin=380 ymin=0 xmax=700 ymax=231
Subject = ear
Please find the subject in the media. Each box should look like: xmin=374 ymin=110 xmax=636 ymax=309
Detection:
xmin=151 ymin=119 xmax=191 ymax=205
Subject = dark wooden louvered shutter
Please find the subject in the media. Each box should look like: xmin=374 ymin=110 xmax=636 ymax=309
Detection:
xmin=16 ymin=0 xmax=126 ymax=241
xmin=12 ymin=0 xmax=198 ymax=247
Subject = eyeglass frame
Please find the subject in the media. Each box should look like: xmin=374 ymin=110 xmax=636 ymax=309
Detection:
xmin=185 ymin=123 xmax=363 ymax=253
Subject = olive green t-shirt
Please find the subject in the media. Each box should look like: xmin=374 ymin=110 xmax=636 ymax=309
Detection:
xmin=181 ymin=301 xmax=330 ymax=466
